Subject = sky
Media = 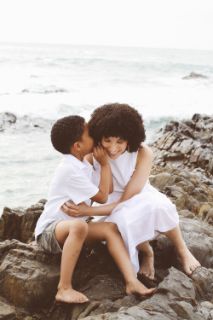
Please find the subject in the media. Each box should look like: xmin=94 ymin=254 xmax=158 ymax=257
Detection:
xmin=0 ymin=0 xmax=213 ymax=50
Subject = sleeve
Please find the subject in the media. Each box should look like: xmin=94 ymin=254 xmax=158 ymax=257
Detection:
xmin=66 ymin=171 xmax=99 ymax=205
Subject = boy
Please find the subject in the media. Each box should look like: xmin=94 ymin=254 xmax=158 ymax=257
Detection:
xmin=35 ymin=115 xmax=155 ymax=304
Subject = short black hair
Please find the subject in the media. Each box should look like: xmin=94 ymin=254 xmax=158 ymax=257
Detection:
xmin=51 ymin=115 xmax=85 ymax=154
xmin=88 ymin=103 xmax=146 ymax=152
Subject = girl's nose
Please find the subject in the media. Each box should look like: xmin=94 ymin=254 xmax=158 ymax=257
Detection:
xmin=109 ymin=145 xmax=118 ymax=154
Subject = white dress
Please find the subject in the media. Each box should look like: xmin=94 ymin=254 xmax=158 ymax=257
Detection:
xmin=93 ymin=150 xmax=179 ymax=273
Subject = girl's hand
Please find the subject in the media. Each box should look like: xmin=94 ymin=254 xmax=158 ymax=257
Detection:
xmin=93 ymin=146 xmax=108 ymax=166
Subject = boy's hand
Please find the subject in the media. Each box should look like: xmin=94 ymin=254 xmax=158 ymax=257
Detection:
xmin=93 ymin=146 xmax=108 ymax=166
xmin=61 ymin=201 xmax=88 ymax=217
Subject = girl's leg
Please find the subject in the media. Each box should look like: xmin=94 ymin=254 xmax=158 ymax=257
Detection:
xmin=137 ymin=241 xmax=155 ymax=279
xmin=86 ymin=222 xmax=156 ymax=296
xmin=54 ymin=220 xmax=89 ymax=303
xmin=163 ymin=225 xmax=200 ymax=275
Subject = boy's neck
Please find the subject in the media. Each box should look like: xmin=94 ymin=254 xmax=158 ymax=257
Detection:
xmin=70 ymin=151 xmax=84 ymax=161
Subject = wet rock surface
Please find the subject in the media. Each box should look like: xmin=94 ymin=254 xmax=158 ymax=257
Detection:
xmin=0 ymin=114 xmax=212 ymax=319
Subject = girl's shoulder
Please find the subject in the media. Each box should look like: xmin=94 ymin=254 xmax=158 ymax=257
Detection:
xmin=136 ymin=144 xmax=153 ymax=165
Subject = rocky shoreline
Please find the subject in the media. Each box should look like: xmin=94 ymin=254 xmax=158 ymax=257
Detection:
xmin=0 ymin=114 xmax=212 ymax=320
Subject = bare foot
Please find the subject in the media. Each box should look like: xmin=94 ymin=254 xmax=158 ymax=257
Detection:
xmin=139 ymin=244 xmax=155 ymax=279
xmin=126 ymin=279 xmax=156 ymax=297
xmin=55 ymin=287 xmax=89 ymax=304
xmin=179 ymin=247 xmax=201 ymax=275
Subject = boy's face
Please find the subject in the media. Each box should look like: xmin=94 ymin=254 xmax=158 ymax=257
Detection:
xmin=79 ymin=124 xmax=94 ymax=156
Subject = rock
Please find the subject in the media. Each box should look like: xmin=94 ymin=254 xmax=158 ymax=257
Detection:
xmin=0 ymin=201 xmax=45 ymax=243
xmin=0 ymin=298 xmax=16 ymax=320
xmin=83 ymin=267 xmax=209 ymax=320
xmin=204 ymin=208 xmax=213 ymax=225
xmin=0 ymin=113 xmax=52 ymax=134
xmin=196 ymin=301 xmax=213 ymax=320
xmin=150 ymin=166 xmax=213 ymax=219
xmin=0 ymin=112 xmax=16 ymax=132
xmin=191 ymin=267 xmax=213 ymax=301
xmin=179 ymin=209 xmax=195 ymax=219
xmin=153 ymin=217 xmax=213 ymax=270
xmin=152 ymin=114 xmax=213 ymax=177
xmin=0 ymin=240 xmax=60 ymax=309
xmin=182 ymin=72 xmax=208 ymax=80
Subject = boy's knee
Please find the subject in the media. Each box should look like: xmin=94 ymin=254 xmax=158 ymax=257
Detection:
xmin=69 ymin=220 xmax=88 ymax=238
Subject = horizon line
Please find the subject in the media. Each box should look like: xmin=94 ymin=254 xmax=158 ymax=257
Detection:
xmin=0 ymin=40 xmax=213 ymax=53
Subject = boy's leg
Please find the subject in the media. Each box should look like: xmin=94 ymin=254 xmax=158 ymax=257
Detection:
xmin=137 ymin=241 xmax=155 ymax=279
xmin=54 ymin=220 xmax=89 ymax=303
xmin=163 ymin=225 xmax=200 ymax=275
xmin=86 ymin=222 xmax=156 ymax=296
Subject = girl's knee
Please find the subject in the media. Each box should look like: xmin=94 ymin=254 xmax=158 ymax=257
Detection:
xmin=68 ymin=220 xmax=88 ymax=238
xmin=105 ymin=222 xmax=119 ymax=235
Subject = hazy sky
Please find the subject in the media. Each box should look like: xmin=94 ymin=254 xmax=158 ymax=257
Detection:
xmin=0 ymin=0 xmax=213 ymax=50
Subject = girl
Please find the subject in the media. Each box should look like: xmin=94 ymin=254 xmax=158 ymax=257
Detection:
xmin=87 ymin=103 xmax=200 ymax=278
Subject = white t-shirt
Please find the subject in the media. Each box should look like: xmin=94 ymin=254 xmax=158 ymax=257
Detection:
xmin=35 ymin=154 xmax=99 ymax=239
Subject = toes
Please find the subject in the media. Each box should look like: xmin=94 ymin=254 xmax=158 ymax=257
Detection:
xmin=184 ymin=266 xmax=192 ymax=275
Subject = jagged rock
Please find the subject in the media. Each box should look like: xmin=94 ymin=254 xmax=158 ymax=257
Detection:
xmin=182 ymin=72 xmax=208 ymax=80
xmin=0 ymin=201 xmax=45 ymax=243
xmin=83 ymin=267 xmax=212 ymax=320
xmin=0 ymin=113 xmax=52 ymax=133
xmin=191 ymin=267 xmax=213 ymax=301
xmin=0 ymin=112 xmax=17 ymax=132
xmin=0 ymin=240 xmax=60 ymax=309
xmin=150 ymin=166 xmax=213 ymax=220
xmin=0 ymin=298 xmax=16 ymax=320
xmin=154 ymin=217 xmax=213 ymax=270
xmin=0 ymin=240 xmax=121 ymax=311
xmin=152 ymin=114 xmax=213 ymax=177
xmin=196 ymin=301 xmax=213 ymax=320
xmin=85 ymin=267 xmax=213 ymax=320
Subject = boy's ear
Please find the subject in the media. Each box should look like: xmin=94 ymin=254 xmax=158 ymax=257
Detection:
xmin=73 ymin=141 xmax=81 ymax=151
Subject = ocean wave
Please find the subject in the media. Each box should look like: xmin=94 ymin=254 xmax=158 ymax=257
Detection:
xmin=21 ymin=86 xmax=68 ymax=94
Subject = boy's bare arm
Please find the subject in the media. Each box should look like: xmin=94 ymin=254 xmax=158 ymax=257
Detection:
xmin=61 ymin=201 xmax=117 ymax=217
xmin=84 ymin=152 xmax=113 ymax=194
xmin=90 ymin=146 xmax=111 ymax=204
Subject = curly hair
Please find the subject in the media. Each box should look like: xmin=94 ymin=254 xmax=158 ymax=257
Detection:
xmin=51 ymin=115 xmax=85 ymax=154
xmin=88 ymin=103 xmax=146 ymax=152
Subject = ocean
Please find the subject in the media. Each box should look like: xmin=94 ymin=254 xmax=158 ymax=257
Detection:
xmin=0 ymin=42 xmax=213 ymax=212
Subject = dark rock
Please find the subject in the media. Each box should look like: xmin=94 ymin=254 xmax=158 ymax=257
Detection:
xmin=153 ymin=217 xmax=213 ymax=270
xmin=191 ymin=267 xmax=213 ymax=301
xmin=84 ymin=268 xmax=210 ymax=320
xmin=152 ymin=114 xmax=213 ymax=177
xmin=182 ymin=72 xmax=208 ymax=80
xmin=0 ymin=241 xmax=60 ymax=309
xmin=0 ymin=201 xmax=45 ymax=243
xmin=0 ymin=112 xmax=17 ymax=131
xmin=0 ymin=298 xmax=16 ymax=320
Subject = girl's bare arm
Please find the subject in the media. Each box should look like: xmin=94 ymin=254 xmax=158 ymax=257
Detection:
xmin=119 ymin=144 xmax=153 ymax=202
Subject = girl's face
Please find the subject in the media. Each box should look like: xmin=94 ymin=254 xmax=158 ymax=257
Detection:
xmin=101 ymin=137 xmax=128 ymax=159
